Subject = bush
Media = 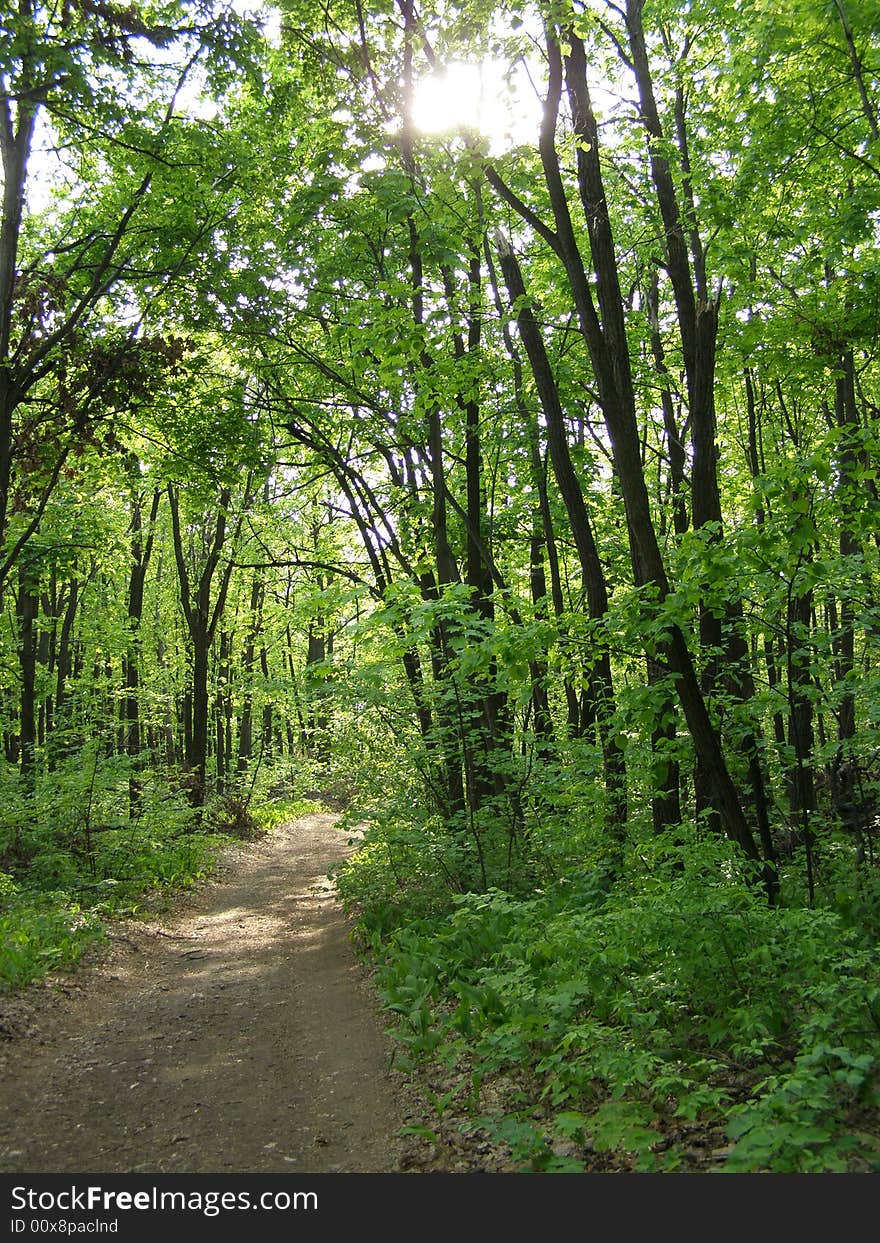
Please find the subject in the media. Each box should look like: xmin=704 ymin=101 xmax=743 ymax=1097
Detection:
xmin=0 ymin=761 xmax=231 ymax=987
xmin=0 ymin=752 xmax=329 ymax=992
xmin=340 ymin=829 xmax=880 ymax=1172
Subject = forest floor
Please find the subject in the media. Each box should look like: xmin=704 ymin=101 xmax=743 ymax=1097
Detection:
xmin=0 ymin=813 xmax=447 ymax=1174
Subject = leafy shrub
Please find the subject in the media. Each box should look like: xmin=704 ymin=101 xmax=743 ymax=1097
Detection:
xmin=251 ymin=796 xmax=327 ymax=833
xmin=0 ymin=748 xmax=331 ymax=992
xmin=341 ymin=830 xmax=880 ymax=1172
xmin=0 ymin=761 xmax=240 ymax=987
xmin=335 ymin=811 xmax=476 ymax=944
xmin=204 ymin=794 xmax=262 ymax=840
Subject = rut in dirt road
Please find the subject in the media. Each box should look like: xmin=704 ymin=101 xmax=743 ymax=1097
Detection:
xmin=0 ymin=814 xmax=410 ymax=1173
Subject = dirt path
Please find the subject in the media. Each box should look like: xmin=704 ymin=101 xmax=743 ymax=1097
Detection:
xmin=0 ymin=814 xmax=418 ymax=1174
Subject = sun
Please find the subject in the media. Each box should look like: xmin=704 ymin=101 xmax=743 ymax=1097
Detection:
xmin=410 ymin=60 xmax=540 ymax=151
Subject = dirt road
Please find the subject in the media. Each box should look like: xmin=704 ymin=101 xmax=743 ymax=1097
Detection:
xmin=0 ymin=814 xmax=413 ymax=1174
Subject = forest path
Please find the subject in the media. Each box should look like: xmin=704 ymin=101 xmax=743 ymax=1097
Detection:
xmin=0 ymin=813 xmax=414 ymax=1173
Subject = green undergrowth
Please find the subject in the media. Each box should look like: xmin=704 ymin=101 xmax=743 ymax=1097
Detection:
xmin=0 ymin=762 xmax=322 ymax=991
xmin=0 ymin=872 xmax=104 ymax=990
xmin=336 ymin=827 xmax=880 ymax=1173
xmin=251 ymin=795 xmax=328 ymax=833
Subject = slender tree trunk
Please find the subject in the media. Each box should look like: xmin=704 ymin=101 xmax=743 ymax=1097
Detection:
xmin=496 ymin=236 xmax=626 ymax=838
xmin=52 ymin=576 xmax=79 ymax=761
xmin=215 ymin=629 xmax=231 ymax=794
xmin=516 ymin=22 xmax=761 ymax=863
xmin=260 ymin=643 xmax=273 ymax=763
xmin=833 ymin=351 xmax=860 ymax=751
xmin=629 ymin=6 xmax=776 ymax=868
xmin=646 ymin=273 xmax=689 ymax=539
xmin=305 ymin=617 xmax=328 ymax=758
xmin=125 ymin=486 xmax=161 ymax=816
xmin=237 ymin=573 xmax=264 ymax=773
xmin=37 ymin=583 xmax=53 ymax=748
xmin=189 ymin=637 xmax=210 ymax=804
xmin=528 ymin=515 xmax=554 ymax=756
xmin=168 ymin=481 xmax=245 ymax=807
xmin=17 ymin=563 xmax=38 ymax=794
xmin=0 ymin=94 xmax=37 ymax=571
xmin=787 ymin=552 xmax=817 ymax=902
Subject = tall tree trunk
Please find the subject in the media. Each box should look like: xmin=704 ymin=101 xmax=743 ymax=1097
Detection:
xmin=305 ymin=615 xmax=328 ymax=759
xmin=237 ymin=573 xmax=265 ymax=774
xmin=484 ymin=236 xmax=565 ymax=747
xmin=52 ymin=576 xmax=79 ymax=764
xmin=215 ymin=629 xmax=232 ymax=794
xmin=125 ymin=486 xmax=161 ymax=816
xmin=528 ymin=514 xmax=554 ymax=757
xmin=833 ymin=350 xmax=860 ymax=754
xmin=496 ymin=236 xmax=627 ymax=839
xmin=189 ymin=636 xmax=210 ymax=803
xmin=626 ymin=1 xmax=769 ymax=839
xmin=17 ymin=563 xmax=38 ymax=794
xmin=0 ymin=90 xmax=36 ymax=575
xmin=168 ymin=481 xmax=245 ymax=807
xmin=37 ymin=582 xmax=52 ymax=747
xmin=787 ymin=550 xmax=817 ymax=902
xmin=260 ymin=643 xmax=273 ymax=763
xmin=498 ymin=21 xmax=762 ymax=864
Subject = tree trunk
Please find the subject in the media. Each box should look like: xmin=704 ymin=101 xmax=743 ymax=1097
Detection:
xmin=237 ymin=573 xmax=264 ymax=774
xmin=787 ymin=553 xmax=817 ymax=902
xmin=519 ymin=22 xmax=761 ymax=864
xmin=833 ymin=350 xmax=860 ymax=751
xmin=496 ymin=236 xmax=627 ymax=838
xmin=17 ymin=563 xmax=38 ymax=794
xmin=125 ymin=486 xmax=161 ymax=815
xmin=168 ymin=482 xmax=241 ymax=807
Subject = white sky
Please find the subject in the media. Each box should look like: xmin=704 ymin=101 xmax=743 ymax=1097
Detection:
xmin=411 ymin=58 xmax=544 ymax=151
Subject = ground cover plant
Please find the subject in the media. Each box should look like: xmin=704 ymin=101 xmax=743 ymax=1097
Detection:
xmin=337 ymin=815 xmax=880 ymax=1172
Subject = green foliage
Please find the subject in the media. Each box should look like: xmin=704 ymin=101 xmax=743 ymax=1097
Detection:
xmin=0 ymin=759 xmax=234 ymax=988
xmin=0 ymin=743 xmax=330 ymax=993
xmin=2 ymin=0 xmax=880 ymax=1180
xmin=335 ymin=812 xmax=466 ymax=944
xmin=0 ymin=862 xmax=104 ymax=989
xmin=0 ymin=886 xmax=104 ymax=991
xmin=341 ymin=830 xmax=880 ymax=1172
xmin=250 ymin=796 xmax=328 ymax=833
